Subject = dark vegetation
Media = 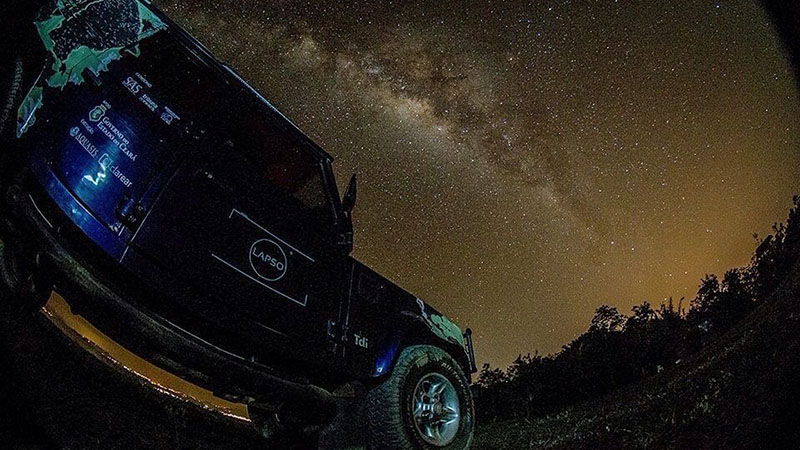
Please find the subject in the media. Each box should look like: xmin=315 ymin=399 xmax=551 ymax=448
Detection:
xmin=473 ymin=196 xmax=800 ymax=426
xmin=473 ymin=261 xmax=800 ymax=449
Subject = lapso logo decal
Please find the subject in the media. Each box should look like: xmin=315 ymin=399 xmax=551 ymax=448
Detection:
xmin=249 ymin=239 xmax=288 ymax=282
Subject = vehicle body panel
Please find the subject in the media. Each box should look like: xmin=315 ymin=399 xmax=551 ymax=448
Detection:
xmin=8 ymin=0 xmax=474 ymax=389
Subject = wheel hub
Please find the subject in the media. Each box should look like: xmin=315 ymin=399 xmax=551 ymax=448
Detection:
xmin=411 ymin=373 xmax=460 ymax=446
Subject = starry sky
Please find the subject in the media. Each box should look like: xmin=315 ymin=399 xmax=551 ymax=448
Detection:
xmin=154 ymin=0 xmax=800 ymax=368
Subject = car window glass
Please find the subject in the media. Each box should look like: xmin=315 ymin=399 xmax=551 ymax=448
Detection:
xmin=229 ymin=111 xmax=331 ymax=215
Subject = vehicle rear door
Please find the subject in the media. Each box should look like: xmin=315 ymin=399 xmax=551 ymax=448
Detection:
xmin=23 ymin=4 xmax=179 ymax=255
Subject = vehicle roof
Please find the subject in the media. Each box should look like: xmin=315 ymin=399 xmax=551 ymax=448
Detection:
xmin=139 ymin=1 xmax=335 ymax=163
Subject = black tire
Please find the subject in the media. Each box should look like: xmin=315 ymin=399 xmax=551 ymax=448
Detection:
xmin=0 ymin=239 xmax=18 ymax=294
xmin=367 ymin=345 xmax=474 ymax=450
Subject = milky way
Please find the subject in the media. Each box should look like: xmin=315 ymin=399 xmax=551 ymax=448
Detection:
xmin=155 ymin=0 xmax=799 ymax=368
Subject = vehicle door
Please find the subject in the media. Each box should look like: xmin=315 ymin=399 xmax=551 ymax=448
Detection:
xmin=129 ymin=86 xmax=345 ymax=364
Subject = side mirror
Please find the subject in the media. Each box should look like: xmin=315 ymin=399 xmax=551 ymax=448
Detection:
xmin=341 ymin=174 xmax=357 ymax=216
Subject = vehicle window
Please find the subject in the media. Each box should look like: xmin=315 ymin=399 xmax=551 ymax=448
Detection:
xmin=232 ymin=113 xmax=331 ymax=216
xmin=128 ymin=36 xmax=219 ymax=130
xmin=133 ymin=35 xmax=335 ymax=228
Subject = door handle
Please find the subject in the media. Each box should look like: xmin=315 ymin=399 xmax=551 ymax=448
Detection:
xmin=116 ymin=195 xmax=144 ymax=228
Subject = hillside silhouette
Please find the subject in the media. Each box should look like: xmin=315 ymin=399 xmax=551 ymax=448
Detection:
xmin=472 ymin=196 xmax=800 ymax=449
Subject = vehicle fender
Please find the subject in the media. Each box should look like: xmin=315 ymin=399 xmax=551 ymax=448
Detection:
xmin=370 ymin=311 xmax=471 ymax=381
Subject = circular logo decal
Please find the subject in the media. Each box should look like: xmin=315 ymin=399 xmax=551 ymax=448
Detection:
xmin=249 ymin=239 xmax=288 ymax=282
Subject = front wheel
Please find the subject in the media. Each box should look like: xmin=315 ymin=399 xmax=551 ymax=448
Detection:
xmin=367 ymin=345 xmax=474 ymax=450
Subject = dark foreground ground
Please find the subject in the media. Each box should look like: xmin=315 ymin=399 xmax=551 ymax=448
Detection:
xmin=1 ymin=263 xmax=799 ymax=450
xmin=0 ymin=302 xmax=268 ymax=449
xmin=472 ymin=262 xmax=800 ymax=450
xmin=2 ymin=263 xmax=799 ymax=450
xmin=0 ymin=291 xmax=361 ymax=450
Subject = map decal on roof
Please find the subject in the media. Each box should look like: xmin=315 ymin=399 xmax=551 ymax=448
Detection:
xmin=17 ymin=0 xmax=167 ymax=137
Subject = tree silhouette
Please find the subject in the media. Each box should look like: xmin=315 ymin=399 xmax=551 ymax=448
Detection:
xmin=590 ymin=305 xmax=625 ymax=333
xmin=474 ymin=195 xmax=800 ymax=424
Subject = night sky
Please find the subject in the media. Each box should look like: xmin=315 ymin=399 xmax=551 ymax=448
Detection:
xmin=154 ymin=0 xmax=799 ymax=368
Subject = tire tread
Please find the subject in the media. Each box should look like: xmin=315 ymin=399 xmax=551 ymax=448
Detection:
xmin=367 ymin=345 xmax=474 ymax=450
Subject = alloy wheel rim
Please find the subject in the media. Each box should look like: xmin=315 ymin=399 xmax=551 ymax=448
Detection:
xmin=411 ymin=372 xmax=460 ymax=446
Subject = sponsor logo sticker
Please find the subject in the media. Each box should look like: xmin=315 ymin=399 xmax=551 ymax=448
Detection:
xmin=89 ymin=104 xmax=107 ymax=122
xmin=249 ymin=239 xmax=288 ymax=282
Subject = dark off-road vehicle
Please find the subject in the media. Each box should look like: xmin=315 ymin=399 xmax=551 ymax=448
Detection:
xmin=0 ymin=1 xmax=477 ymax=448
